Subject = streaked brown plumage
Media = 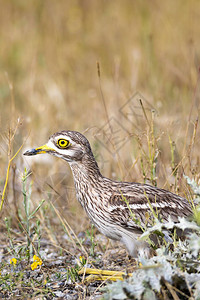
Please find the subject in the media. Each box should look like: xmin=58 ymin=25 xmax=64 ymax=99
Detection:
xmin=24 ymin=130 xmax=192 ymax=257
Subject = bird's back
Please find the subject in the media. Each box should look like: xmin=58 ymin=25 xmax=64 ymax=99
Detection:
xmin=104 ymin=178 xmax=193 ymax=231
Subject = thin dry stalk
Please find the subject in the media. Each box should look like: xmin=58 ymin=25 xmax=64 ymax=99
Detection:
xmin=50 ymin=202 xmax=88 ymax=256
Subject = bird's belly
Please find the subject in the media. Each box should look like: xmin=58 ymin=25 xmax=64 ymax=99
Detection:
xmin=86 ymin=208 xmax=121 ymax=241
xmin=91 ymin=217 xmax=118 ymax=238
xmin=76 ymin=190 xmax=121 ymax=240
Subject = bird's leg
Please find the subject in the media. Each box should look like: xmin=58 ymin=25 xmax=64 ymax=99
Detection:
xmin=121 ymin=235 xmax=138 ymax=257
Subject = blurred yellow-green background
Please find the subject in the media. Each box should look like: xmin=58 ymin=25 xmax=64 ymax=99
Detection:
xmin=0 ymin=0 xmax=200 ymax=227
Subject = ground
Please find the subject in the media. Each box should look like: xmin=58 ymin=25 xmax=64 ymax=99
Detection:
xmin=0 ymin=229 xmax=137 ymax=299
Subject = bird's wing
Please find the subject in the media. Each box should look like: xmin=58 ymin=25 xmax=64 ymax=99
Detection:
xmin=107 ymin=183 xmax=192 ymax=230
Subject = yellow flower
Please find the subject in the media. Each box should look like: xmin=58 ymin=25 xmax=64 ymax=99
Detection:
xmin=79 ymin=255 xmax=86 ymax=266
xmin=31 ymin=255 xmax=43 ymax=270
xmin=10 ymin=258 xmax=17 ymax=265
xmin=31 ymin=261 xmax=38 ymax=271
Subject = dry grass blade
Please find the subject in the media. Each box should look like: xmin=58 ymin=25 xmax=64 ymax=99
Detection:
xmin=164 ymin=280 xmax=191 ymax=300
xmin=0 ymin=142 xmax=24 ymax=212
xmin=164 ymin=281 xmax=180 ymax=300
xmin=50 ymin=201 xmax=88 ymax=256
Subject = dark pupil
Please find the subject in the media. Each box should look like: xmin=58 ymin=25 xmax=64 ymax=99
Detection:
xmin=61 ymin=141 xmax=65 ymax=144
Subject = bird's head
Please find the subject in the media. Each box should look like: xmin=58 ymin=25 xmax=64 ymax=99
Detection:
xmin=23 ymin=130 xmax=92 ymax=163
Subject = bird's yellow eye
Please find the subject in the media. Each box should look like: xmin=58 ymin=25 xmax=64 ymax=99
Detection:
xmin=57 ymin=139 xmax=70 ymax=148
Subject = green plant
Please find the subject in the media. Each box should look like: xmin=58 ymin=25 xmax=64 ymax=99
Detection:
xmin=103 ymin=219 xmax=200 ymax=299
xmin=136 ymin=106 xmax=160 ymax=187
xmin=66 ymin=265 xmax=81 ymax=282
xmin=86 ymin=224 xmax=97 ymax=257
xmin=20 ymin=169 xmax=45 ymax=259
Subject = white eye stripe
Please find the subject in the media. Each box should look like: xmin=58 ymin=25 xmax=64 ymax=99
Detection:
xmin=46 ymin=140 xmax=57 ymax=149
xmin=55 ymin=135 xmax=73 ymax=145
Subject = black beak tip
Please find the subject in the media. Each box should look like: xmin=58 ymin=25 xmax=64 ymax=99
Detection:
xmin=23 ymin=149 xmax=38 ymax=156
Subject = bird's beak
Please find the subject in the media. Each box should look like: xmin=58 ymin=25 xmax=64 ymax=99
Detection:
xmin=23 ymin=144 xmax=55 ymax=156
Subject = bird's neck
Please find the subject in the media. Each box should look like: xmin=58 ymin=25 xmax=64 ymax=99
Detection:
xmin=69 ymin=153 xmax=102 ymax=185
xmin=69 ymin=154 xmax=102 ymax=207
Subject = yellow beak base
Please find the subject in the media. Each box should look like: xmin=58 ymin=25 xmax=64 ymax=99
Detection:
xmin=23 ymin=144 xmax=55 ymax=156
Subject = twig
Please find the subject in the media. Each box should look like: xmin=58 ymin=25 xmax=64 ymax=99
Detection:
xmin=0 ymin=143 xmax=24 ymax=212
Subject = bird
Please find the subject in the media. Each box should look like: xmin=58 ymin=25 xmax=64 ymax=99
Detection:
xmin=23 ymin=130 xmax=193 ymax=257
